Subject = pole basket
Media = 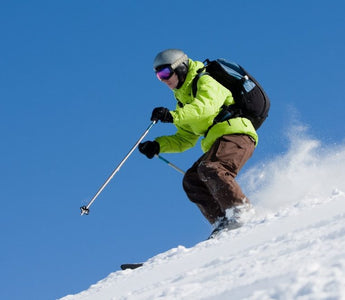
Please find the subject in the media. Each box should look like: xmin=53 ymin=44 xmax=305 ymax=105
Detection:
xmin=80 ymin=206 xmax=90 ymax=216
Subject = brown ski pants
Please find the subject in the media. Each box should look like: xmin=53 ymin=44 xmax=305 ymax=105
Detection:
xmin=182 ymin=134 xmax=255 ymax=224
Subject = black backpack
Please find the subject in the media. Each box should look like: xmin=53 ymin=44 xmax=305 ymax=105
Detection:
xmin=192 ymin=58 xmax=270 ymax=130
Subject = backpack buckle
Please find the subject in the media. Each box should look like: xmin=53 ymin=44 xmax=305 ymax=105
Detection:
xmin=241 ymin=75 xmax=249 ymax=83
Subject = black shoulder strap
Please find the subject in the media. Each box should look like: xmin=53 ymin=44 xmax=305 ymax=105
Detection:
xmin=192 ymin=60 xmax=210 ymax=98
xmin=192 ymin=73 xmax=200 ymax=98
xmin=192 ymin=71 xmax=208 ymax=98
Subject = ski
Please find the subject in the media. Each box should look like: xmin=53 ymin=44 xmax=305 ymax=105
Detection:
xmin=208 ymin=222 xmax=242 ymax=239
xmin=120 ymin=263 xmax=143 ymax=270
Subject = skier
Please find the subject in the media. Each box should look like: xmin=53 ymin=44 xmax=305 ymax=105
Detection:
xmin=139 ymin=49 xmax=257 ymax=238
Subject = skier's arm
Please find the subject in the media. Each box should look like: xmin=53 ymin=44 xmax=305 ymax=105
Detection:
xmin=155 ymin=127 xmax=199 ymax=153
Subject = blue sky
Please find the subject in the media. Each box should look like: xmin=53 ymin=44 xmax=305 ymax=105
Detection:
xmin=1 ymin=1 xmax=344 ymax=299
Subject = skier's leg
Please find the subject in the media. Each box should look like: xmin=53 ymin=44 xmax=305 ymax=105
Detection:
xmin=183 ymin=157 xmax=224 ymax=224
xmin=197 ymin=134 xmax=255 ymax=212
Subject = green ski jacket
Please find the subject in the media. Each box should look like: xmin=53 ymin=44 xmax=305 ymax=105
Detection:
xmin=155 ymin=59 xmax=258 ymax=153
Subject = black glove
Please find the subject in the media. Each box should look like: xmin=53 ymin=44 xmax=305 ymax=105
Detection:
xmin=151 ymin=107 xmax=173 ymax=123
xmin=138 ymin=141 xmax=160 ymax=159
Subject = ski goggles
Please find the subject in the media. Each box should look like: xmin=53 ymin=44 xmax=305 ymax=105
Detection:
xmin=155 ymin=66 xmax=174 ymax=81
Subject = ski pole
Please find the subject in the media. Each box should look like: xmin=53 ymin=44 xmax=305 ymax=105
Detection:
xmin=80 ymin=121 xmax=156 ymax=216
xmin=156 ymin=154 xmax=185 ymax=175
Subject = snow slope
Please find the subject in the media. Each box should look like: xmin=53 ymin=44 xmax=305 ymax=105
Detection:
xmin=60 ymin=130 xmax=345 ymax=300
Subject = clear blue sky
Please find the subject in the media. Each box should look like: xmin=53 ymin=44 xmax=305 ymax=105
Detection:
xmin=1 ymin=1 xmax=344 ymax=299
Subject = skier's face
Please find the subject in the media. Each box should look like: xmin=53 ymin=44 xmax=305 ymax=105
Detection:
xmin=161 ymin=72 xmax=179 ymax=90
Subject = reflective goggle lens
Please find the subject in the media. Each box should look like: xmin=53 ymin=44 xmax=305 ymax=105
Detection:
xmin=156 ymin=66 xmax=174 ymax=80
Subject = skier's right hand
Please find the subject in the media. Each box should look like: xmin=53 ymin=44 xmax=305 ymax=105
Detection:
xmin=151 ymin=107 xmax=173 ymax=123
xmin=138 ymin=141 xmax=160 ymax=159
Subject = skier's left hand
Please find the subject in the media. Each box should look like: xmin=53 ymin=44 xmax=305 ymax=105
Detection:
xmin=138 ymin=141 xmax=160 ymax=159
xmin=151 ymin=107 xmax=173 ymax=123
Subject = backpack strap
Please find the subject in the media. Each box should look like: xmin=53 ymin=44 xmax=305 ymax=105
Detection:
xmin=192 ymin=71 xmax=208 ymax=98
xmin=192 ymin=59 xmax=211 ymax=98
xmin=192 ymin=73 xmax=200 ymax=98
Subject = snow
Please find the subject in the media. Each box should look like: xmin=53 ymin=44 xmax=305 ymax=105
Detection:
xmin=60 ymin=129 xmax=345 ymax=300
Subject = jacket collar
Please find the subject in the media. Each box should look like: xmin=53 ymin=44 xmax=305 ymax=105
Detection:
xmin=173 ymin=59 xmax=204 ymax=105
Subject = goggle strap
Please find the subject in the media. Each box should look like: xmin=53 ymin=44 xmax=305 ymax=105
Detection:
xmin=171 ymin=54 xmax=188 ymax=70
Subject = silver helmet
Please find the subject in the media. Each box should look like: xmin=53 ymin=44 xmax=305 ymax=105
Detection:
xmin=153 ymin=49 xmax=188 ymax=70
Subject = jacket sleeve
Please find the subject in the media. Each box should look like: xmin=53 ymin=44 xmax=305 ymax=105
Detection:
xmin=155 ymin=126 xmax=199 ymax=153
